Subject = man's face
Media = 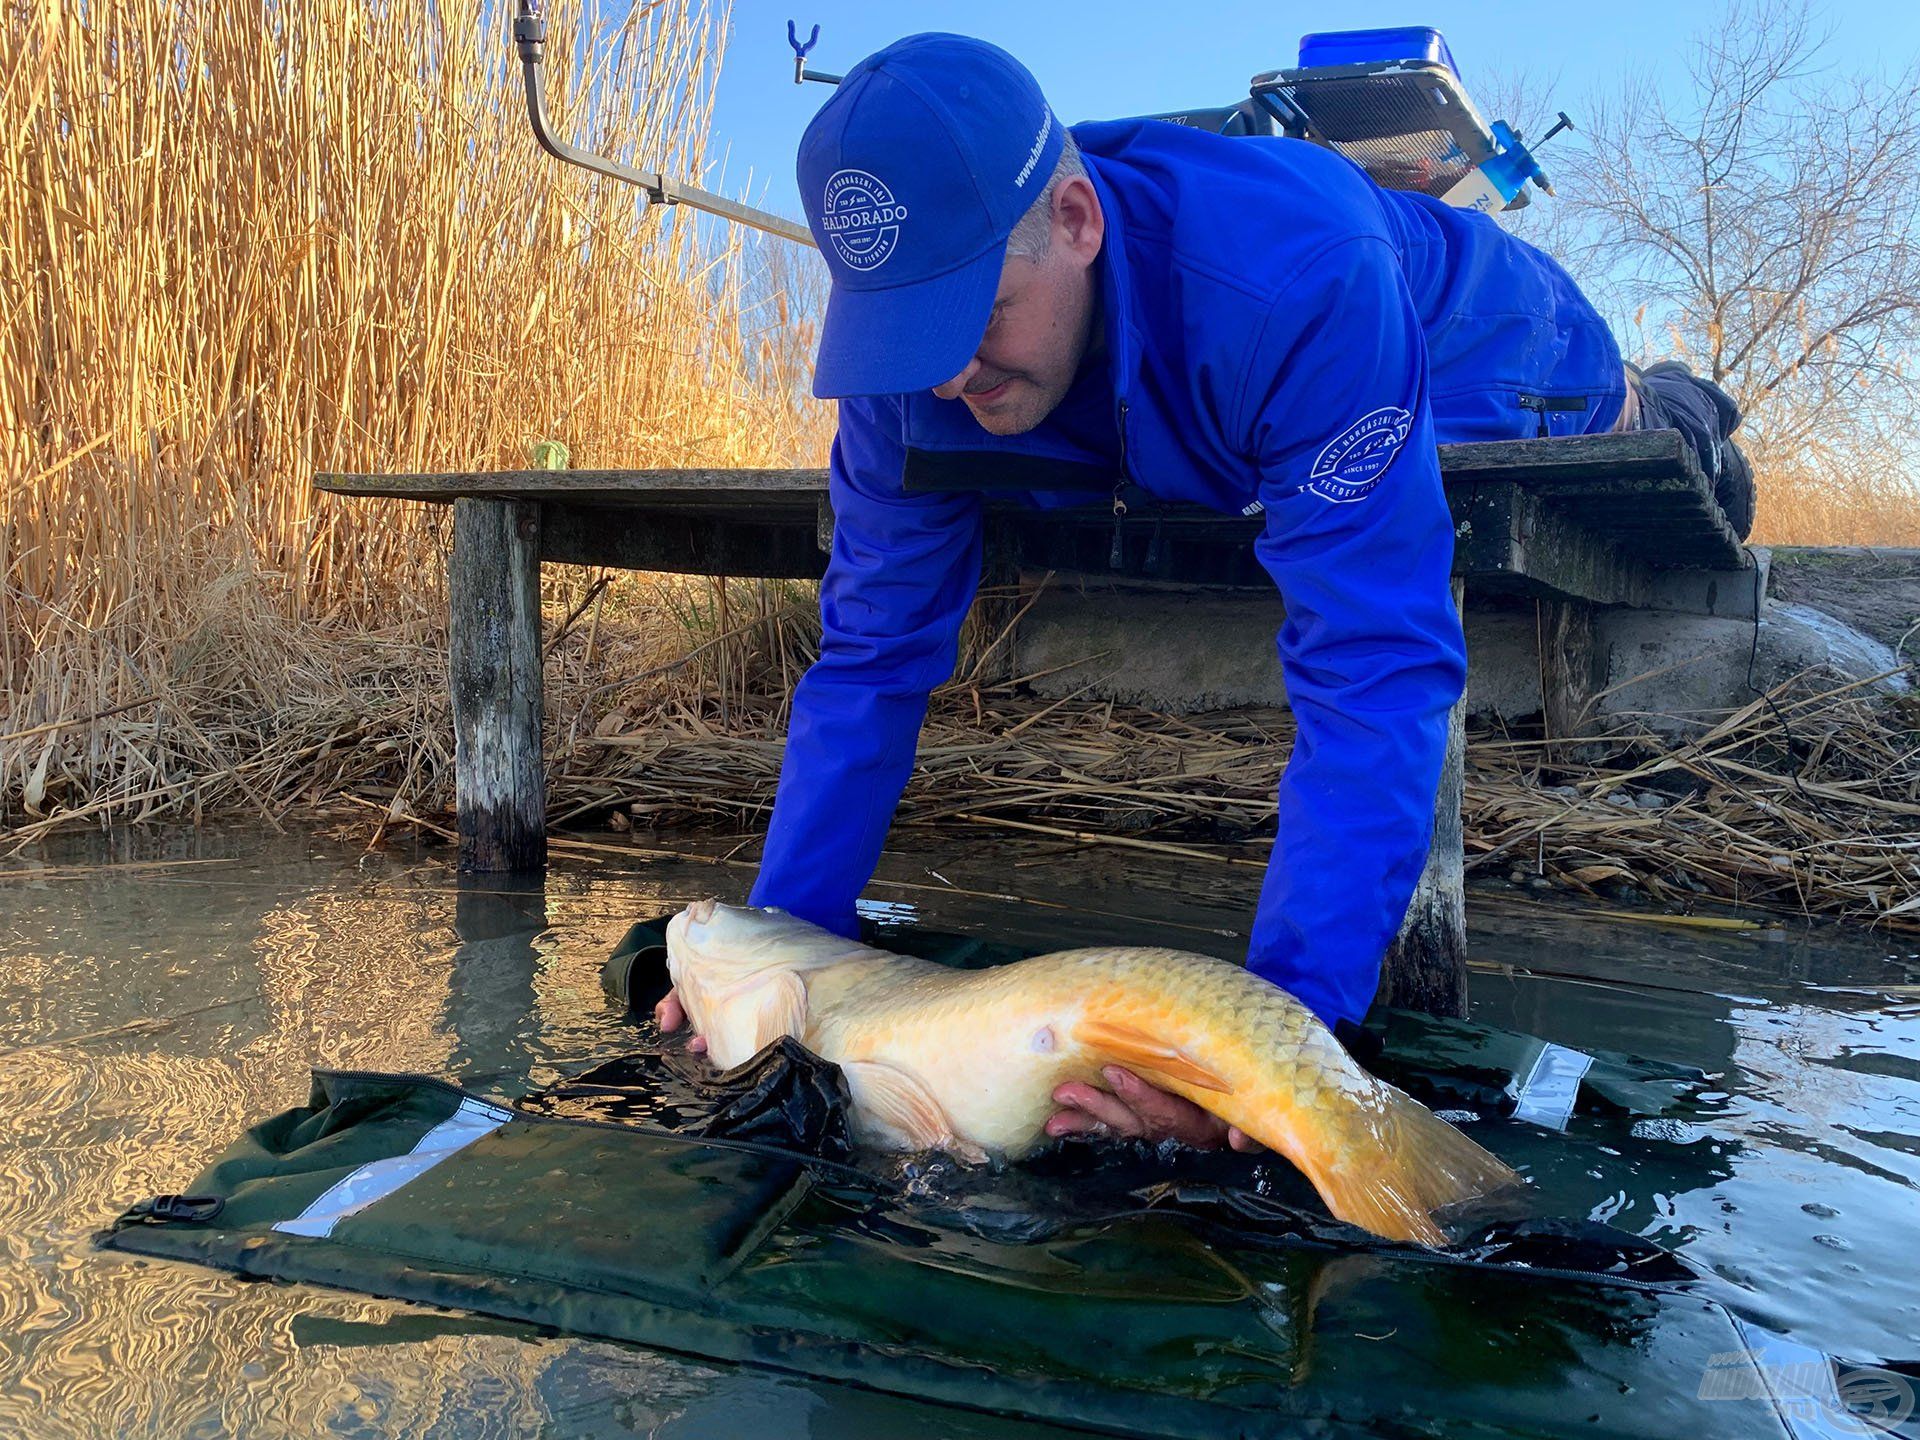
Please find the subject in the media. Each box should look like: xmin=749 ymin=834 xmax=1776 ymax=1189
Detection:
xmin=930 ymin=177 xmax=1104 ymax=436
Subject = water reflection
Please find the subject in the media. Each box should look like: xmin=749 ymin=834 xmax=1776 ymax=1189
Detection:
xmin=0 ymin=824 xmax=1915 ymax=1438
xmin=1462 ymin=899 xmax=1920 ymax=1359
xmin=446 ymin=874 xmax=547 ymax=1090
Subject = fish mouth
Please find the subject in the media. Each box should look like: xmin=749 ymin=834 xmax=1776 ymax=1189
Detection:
xmin=687 ymin=897 xmax=717 ymax=925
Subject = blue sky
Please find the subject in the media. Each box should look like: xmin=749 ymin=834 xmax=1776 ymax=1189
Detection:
xmin=701 ymin=1 xmax=1920 ymax=221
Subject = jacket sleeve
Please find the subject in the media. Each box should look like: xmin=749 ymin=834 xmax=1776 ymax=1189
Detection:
xmin=748 ymin=394 xmax=984 ymax=937
xmin=1235 ymin=238 xmax=1467 ymax=1027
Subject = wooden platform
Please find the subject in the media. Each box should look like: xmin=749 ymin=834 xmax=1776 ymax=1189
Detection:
xmin=319 ymin=430 xmax=1750 ymax=606
xmin=315 ymin=428 xmax=1753 ymax=1018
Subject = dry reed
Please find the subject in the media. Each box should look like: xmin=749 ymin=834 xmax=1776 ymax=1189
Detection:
xmin=4 ymin=0 xmax=1916 ymax=927
xmin=1 ymin=0 xmax=831 ymax=823
xmin=7 ymin=537 xmax=1916 ymax=933
xmin=554 ymin=603 xmax=1920 ymax=929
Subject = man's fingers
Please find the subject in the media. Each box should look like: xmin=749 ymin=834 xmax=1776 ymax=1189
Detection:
xmin=1044 ymin=1109 xmax=1106 ymax=1139
xmin=1105 ymin=1066 xmax=1229 ymax=1149
xmin=654 ymin=989 xmax=685 ymax=1032
xmin=1049 ymin=1071 xmax=1258 ymax=1153
xmin=1051 ymin=1080 xmax=1147 ymax=1138
xmin=653 ymin=989 xmax=706 ymax=1053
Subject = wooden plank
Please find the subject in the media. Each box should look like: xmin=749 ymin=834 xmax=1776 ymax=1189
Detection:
xmin=1380 ymin=577 xmax=1468 ymax=1018
xmin=318 ymin=467 xmax=827 ymax=507
xmin=316 ymin=432 xmax=1707 ymax=503
xmin=1453 ymin=482 xmax=1651 ymax=606
xmin=1432 ymin=428 xmax=1699 ymax=483
xmin=540 ymin=503 xmax=828 ymax=579
xmin=321 ymin=427 xmax=1747 ymax=597
xmin=450 ymin=499 xmax=546 ymax=873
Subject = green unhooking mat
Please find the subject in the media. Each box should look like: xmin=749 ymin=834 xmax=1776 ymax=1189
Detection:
xmin=97 ymin=921 xmax=1876 ymax=1439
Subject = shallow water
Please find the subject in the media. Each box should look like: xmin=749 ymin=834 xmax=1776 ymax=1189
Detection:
xmin=1 ymin=822 xmax=1915 ymax=1436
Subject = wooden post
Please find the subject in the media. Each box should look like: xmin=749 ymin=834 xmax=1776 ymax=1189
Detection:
xmin=1539 ymin=597 xmax=1605 ymax=769
xmin=449 ymin=498 xmax=546 ymax=872
xmin=1381 ymin=578 xmax=1468 ymax=1018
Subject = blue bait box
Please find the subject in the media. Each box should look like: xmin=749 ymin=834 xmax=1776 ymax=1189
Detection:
xmin=1296 ymin=27 xmax=1460 ymax=76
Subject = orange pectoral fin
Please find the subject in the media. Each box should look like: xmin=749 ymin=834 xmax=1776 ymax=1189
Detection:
xmin=1074 ymin=1019 xmax=1232 ymax=1095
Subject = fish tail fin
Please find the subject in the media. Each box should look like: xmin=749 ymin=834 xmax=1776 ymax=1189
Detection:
xmin=1286 ymin=1081 xmax=1520 ymax=1247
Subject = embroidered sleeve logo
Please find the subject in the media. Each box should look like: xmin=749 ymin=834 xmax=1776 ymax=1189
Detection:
xmin=1305 ymin=407 xmax=1413 ymax=503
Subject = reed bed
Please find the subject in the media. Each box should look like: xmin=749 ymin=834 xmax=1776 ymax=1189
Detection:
xmin=2 ymin=0 xmax=831 ymax=817
xmin=6 ymin=538 xmax=1917 ymax=930
xmin=553 ymin=598 xmax=1920 ymax=928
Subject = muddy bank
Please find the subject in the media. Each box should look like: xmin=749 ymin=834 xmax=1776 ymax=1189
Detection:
xmin=1766 ymin=546 xmax=1920 ymax=653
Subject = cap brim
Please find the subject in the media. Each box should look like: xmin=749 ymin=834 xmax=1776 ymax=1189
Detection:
xmin=810 ymin=244 xmax=1002 ymax=400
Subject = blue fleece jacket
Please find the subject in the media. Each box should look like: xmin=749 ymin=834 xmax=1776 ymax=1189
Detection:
xmin=749 ymin=119 xmax=1624 ymax=1026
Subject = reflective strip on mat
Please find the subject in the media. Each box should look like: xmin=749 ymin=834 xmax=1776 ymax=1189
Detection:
xmin=273 ymin=1096 xmax=512 ymax=1239
xmin=1509 ymin=1043 xmax=1593 ymax=1131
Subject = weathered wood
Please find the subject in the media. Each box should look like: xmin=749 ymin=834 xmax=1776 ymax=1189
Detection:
xmin=1453 ymin=481 xmax=1651 ymax=606
xmin=318 ymin=428 xmax=1748 ymax=600
xmin=540 ymin=503 xmax=828 ymax=579
xmin=1380 ymin=578 xmax=1469 ymax=1019
xmin=1432 ymin=428 xmax=1699 ymax=484
xmin=319 ymin=467 xmax=829 ymax=506
xmin=1539 ymin=598 xmax=1605 ymax=756
xmin=450 ymin=498 xmax=546 ymax=872
xmin=316 ymin=431 xmax=1705 ymax=504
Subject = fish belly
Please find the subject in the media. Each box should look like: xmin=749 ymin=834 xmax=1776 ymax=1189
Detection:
xmin=802 ymin=973 xmax=1083 ymax=1158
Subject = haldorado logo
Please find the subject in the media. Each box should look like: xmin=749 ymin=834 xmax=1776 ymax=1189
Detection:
xmin=1306 ymin=407 xmax=1413 ymax=502
xmin=820 ymin=169 xmax=907 ymax=272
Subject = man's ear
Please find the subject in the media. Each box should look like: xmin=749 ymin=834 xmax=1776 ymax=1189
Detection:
xmin=1054 ymin=176 xmax=1104 ymax=266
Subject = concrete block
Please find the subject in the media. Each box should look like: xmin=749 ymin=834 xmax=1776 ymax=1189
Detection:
xmin=1012 ymin=578 xmax=1545 ymax=720
xmin=1009 ymin=565 xmax=1910 ymax=732
xmin=1634 ymin=548 xmax=1769 ymax=620
xmin=1595 ymin=598 xmax=1909 ymax=734
xmin=1015 ymin=582 xmax=1289 ymax=713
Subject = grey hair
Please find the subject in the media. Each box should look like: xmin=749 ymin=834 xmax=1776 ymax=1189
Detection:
xmin=1004 ymin=131 xmax=1087 ymax=261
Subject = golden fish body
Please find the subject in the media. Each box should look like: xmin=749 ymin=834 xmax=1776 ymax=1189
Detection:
xmin=666 ymin=901 xmax=1518 ymax=1245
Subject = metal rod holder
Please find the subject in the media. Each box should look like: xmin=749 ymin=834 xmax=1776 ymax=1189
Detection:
xmin=513 ymin=0 xmax=815 ymax=248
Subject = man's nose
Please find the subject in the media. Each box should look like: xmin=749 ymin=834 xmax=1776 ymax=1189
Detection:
xmin=932 ymin=356 xmax=982 ymax=401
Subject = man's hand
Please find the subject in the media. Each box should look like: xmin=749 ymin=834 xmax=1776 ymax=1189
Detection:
xmin=1046 ymin=1066 xmax=1262 ymax=1152
xmin=652 ymin=988 xmax=707 ymax=1054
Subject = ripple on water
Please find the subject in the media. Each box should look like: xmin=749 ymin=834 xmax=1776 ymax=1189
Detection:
xmin=4 ymin=826 xmax=1920 ymax=1434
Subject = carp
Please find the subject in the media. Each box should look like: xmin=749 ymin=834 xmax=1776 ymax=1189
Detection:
xmin=665 ymin=900 xmax=1519 ymax=1246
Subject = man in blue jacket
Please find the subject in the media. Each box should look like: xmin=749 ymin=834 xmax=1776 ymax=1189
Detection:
xmin=660 ymin=33 xmax=1747 ymax=1150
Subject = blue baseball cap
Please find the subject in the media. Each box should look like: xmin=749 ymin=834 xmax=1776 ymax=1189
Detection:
xmin=797 ymin=33 xmax=1065 ymax=399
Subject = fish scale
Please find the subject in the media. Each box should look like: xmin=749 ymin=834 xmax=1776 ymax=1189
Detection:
xmin=668 ymin=903 xmax=1519 ymax=1245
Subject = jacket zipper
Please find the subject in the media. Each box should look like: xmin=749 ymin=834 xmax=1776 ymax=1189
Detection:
xmin=1110 ymin=400 xmax=1130 ymax=567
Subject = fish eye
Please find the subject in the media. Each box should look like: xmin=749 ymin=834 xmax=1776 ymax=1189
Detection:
xmin=1030 ymin=1026 xmax=1055 ymax=1053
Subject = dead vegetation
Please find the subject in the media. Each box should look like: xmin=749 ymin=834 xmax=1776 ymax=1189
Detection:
xmin=15 ymin=567 xmax=1915 ymax=931
xmin=3 ymin=0 xmax=1917 ymax=937
xmin=1 ymin=0 xmax=831 ymax=822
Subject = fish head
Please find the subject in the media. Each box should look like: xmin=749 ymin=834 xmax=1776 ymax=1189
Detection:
xmin=665 ymin=900 xmax=869 ymax=1066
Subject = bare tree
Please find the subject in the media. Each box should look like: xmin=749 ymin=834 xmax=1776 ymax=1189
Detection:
xmin=1541 ymin=0 xmax=1920 ymax=541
